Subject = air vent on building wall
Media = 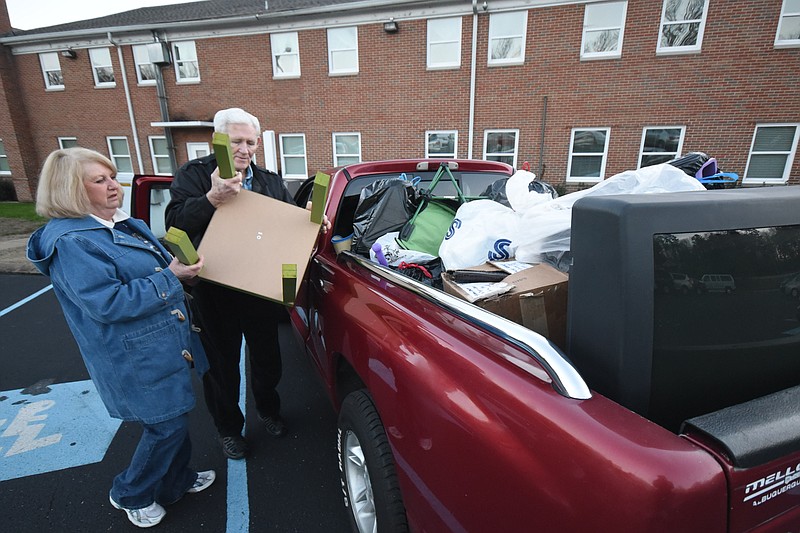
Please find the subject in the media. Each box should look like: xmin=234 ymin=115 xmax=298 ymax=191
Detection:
xmin=147 ymin=42 xmax=171 ymax=65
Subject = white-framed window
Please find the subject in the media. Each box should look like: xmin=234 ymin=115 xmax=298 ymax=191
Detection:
xmin=426 ymin=131 xmax=458 ymax=158
xmin=333 ymin=132 xmax=361 ymax=166
xmin=107 ymin=136 xmax=133 ymax=173
xmin=132 ymin=44 xmax=157 ymax=85
xmin=58 ymin=137 xmax=78 ymax=149
xmin=775 ymin=0 xmax=800 ymax=48
xmin=89 ymin=47 xmax=115 ymax=87
xmin=657 ymin=0 xmax=709 ymax=55
xmin=271 ymin=32 xmax=300 ymax=78
xmin=743 ymin=124 xmax=799 ymax=184
xmin=483 ymin=129 xmax=519 ymax=168
xmin=172 ymin=41 xmax=200 ymax=83
xmin=581 ymin=1 xmax=628 ymax=60
xmin=488 ymin=11 xmax=527 ymax=66
xmin=187 ymin=142 xmax=209 ymax=160
xmin=567 ymin=128 xmax=610 ymax=183
xmin=427 ymin=17 xmax=462 ymax=69
xmin=149 ymin=136 xmax=173 ymax=175
xmin=0 ymin=139 xmax=10 ymax=175
xmin=39 ymin=52 xmax=64 ymax=90
xmin=327 ymin=27 xmax=359 ymax=75
xmin=639 ymin=126 xmax=684 ymax=168
xmin=279 ymin=134 xmax=308 ymax=178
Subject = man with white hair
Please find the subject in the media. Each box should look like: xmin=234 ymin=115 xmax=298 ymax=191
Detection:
xmin=166 ymin=108 xmax=320 ymax=459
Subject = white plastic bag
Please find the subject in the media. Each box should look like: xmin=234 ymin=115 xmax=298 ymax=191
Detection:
xmin=505 ymin=169 xmax=557 ymax=212
xmin=370 ymin=232 xmax=437 ymax=266
xmin=438 ymin=200 xmax=521 ymax=270
xmin=515 ymin=164 xmax=706 ymax=264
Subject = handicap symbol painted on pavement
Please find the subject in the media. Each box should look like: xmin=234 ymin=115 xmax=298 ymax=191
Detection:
xmin=0 ymin=380 xmax=121 ymax=482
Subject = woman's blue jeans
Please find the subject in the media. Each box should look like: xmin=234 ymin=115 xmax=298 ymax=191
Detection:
xmin=109 ymin=413 xmax=197 ymax=508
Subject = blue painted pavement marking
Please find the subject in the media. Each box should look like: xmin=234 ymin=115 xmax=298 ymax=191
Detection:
xmin=0 ymin=284 xmax=53 ymax=318
xmin=2 ymin=286 xmax=251 ymax=531
xmin=0 ymin=380 xmax=121 ymax=482
xmin=227 ymin=339 xmax=249 ymax=533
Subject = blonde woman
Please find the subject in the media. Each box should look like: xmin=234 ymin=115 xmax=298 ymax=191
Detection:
xmin=27 ymin=148 xmax=214 ymax=528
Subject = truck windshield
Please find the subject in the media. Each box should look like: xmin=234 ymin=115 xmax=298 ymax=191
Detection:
xmin=343 ymin=171 xmax=511 ymax=200
xmin=333 ymin=171 xmax=511 ymax=239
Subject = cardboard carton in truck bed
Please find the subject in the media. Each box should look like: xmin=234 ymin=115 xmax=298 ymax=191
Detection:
xmin=442 ymin=262 xmax=568 ymax=350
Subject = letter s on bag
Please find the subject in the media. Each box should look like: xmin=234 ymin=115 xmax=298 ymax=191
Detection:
xmin=445 ymin=218 xmax=462 ymax=240
xmin=488 ymin=239 xmax=512 ymax=261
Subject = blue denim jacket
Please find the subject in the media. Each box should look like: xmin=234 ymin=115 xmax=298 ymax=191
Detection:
xmin=27 ymin=216 xmax=208 ymax=424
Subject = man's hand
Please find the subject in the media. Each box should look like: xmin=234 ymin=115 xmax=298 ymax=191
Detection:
xmin=306 ymin=201 xmax=332 ymax=234
xmin=206 ymin=168 xmax=243 ymax=208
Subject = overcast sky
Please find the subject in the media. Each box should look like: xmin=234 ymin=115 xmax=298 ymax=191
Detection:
xmin=7 ymin=0 xmax=200 ymax=30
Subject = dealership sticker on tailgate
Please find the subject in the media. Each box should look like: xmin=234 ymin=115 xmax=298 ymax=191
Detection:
xmin=744 ymin=462 xmax=800 ymax=506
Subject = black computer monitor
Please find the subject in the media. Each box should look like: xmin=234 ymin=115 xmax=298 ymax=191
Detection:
xmin=567 ymin=186 xmax=800 ymax=432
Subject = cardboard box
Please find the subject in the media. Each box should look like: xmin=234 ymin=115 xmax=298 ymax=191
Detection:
xmin=197 ymin=173 xmax=329 ymax=305
xmin=442 ymin=262 xmax=569 ymax=350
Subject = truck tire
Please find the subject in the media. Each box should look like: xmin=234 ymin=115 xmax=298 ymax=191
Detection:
xmin=338 ymin=390 xmax=408 ymax=533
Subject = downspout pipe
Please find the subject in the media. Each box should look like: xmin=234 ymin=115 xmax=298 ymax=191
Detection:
xmin=468 ymin=0 xmax=480 ymax=159
xmin=109 ymin=32 xmax=144 ymax=173
xmin=152 ymin=34 xmax=177 ymax=172
xmin=539 ymin=95 xmax=547 ymax=179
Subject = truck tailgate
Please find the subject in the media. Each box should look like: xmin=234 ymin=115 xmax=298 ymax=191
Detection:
xmin=682 ymin=385 xmax=800 ymax=531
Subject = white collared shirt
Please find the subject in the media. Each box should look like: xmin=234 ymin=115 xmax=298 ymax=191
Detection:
xmin=90 ymin=209 xmax=131 ymax=228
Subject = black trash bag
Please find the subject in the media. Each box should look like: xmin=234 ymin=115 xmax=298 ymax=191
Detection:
xmin=479 ymin=176 xmax=558 ymax=206
xmin=668 ymin=151 xmax=710 ymax=178
xmin=480 ymin=178 xmax=511 ymax=207
xmin=352 ymin=178 xmax=421 ymax=256
xmin=529 ymin=178 xmax=558 ymax=199
xmin=392 ymin=257 xmax=444 ymax=290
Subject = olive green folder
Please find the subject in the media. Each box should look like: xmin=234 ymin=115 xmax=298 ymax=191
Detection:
xmin=164 ymin=226 xmax=199 ymax=265
xmin=212 ymin=132 xmax=236 ymax=178
xmin=309 ymin=171 xmax=330 ymax=225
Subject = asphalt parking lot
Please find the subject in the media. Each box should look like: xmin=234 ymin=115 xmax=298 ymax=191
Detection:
xmin=1 ymin=270 xmax=352 ymax=532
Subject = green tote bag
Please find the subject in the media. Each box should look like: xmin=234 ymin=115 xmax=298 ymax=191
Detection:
xmin=398 ymin=163 xmax=466 ymax=256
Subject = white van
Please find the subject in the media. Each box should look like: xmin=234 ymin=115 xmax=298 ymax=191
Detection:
xmin=116 ymin=173 xmax=134 ymax=215
xmin=669 ymin=272 xmax=694 ymax=293
xmin=699 ymin=274 xmax=736 ymax=293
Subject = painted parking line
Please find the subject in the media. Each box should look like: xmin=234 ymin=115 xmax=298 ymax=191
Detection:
xmin=227 ymin=340 xmax=250 ymax=533
xmin=0 ymin=284 xmax=52 ymax=318
xmin=0 ymin=379 xmax=122 ymax=481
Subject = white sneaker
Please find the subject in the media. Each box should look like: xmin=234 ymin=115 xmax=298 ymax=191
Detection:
xmin=109 ymin=495 xmax=166 ymax=528
xmin=187 ymin=470 xmax=216 ymax=494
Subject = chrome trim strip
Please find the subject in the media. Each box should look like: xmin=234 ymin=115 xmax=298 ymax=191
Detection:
xmin=343 ymin=253 xmax=592 ymax=400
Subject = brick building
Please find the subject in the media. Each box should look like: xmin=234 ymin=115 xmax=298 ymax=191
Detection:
xmin=0 ymin=0 xmax=798 ymax=202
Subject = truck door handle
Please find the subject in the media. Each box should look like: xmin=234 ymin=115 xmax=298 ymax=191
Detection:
xmin=313 ymin=258 xmax=335 ymax=292
xmin=318 ymin=278 xmax=333 ymax=293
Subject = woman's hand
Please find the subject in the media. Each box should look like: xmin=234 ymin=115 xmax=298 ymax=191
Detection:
xmin=168 ymin=255 xmax=204 ymax=285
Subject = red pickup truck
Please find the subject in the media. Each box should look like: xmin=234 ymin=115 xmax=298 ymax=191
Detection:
xmin=132 ymin=159 xmax=800 ymax=533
